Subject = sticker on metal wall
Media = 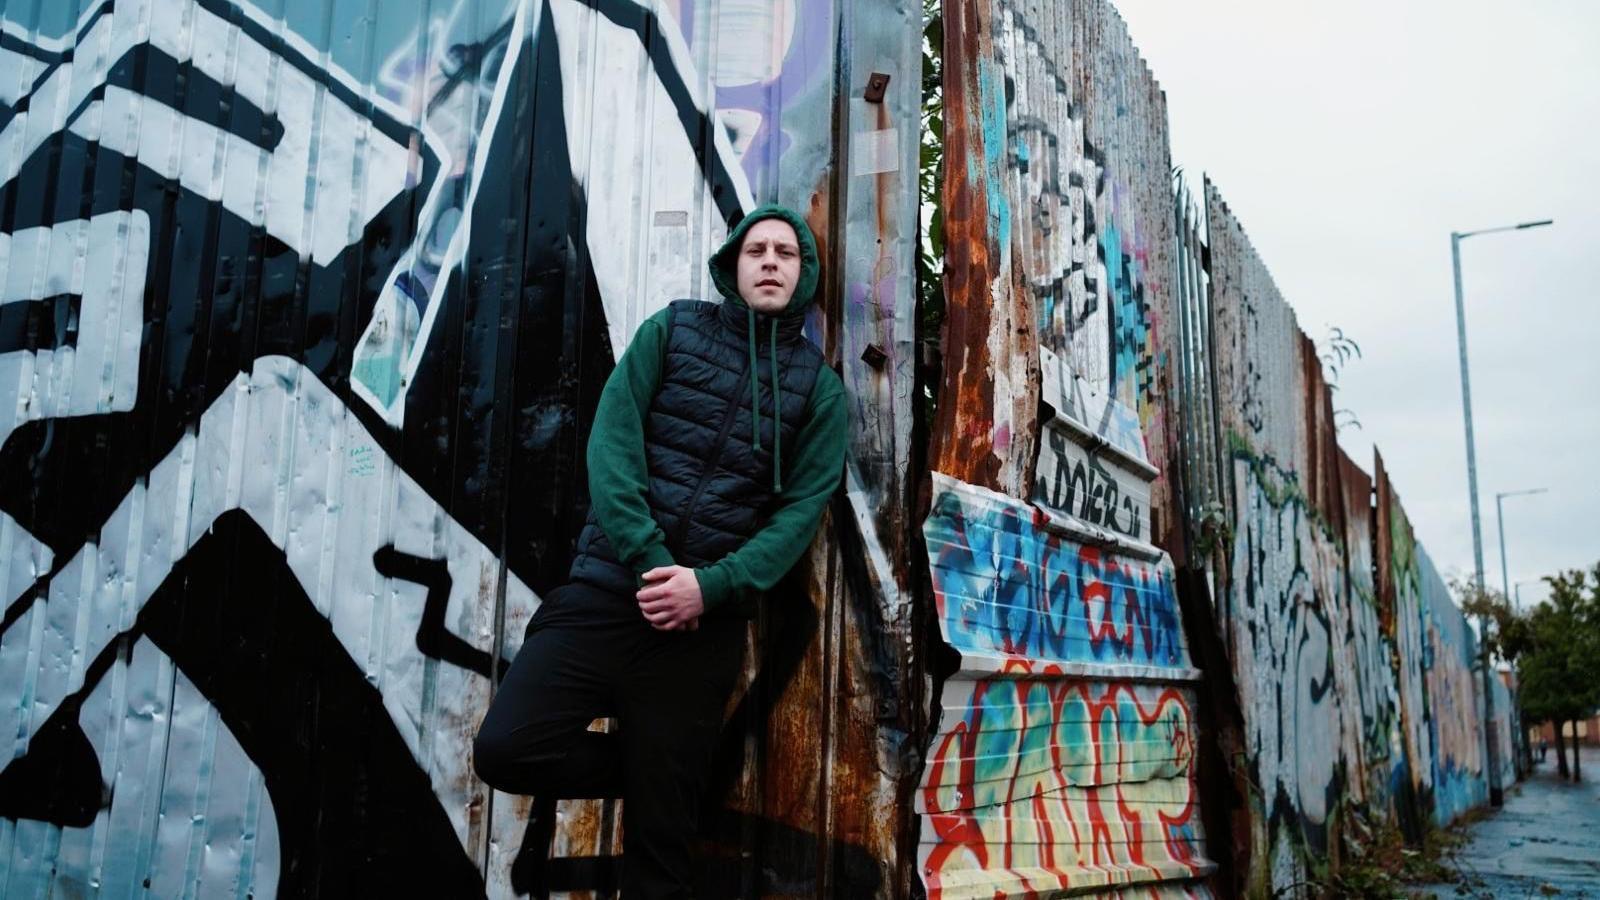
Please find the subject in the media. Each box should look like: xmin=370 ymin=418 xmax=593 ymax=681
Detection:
xmin=851 ymin=128 xmax=900 ymax=176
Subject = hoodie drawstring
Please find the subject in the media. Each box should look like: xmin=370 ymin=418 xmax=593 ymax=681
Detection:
xmin=747 ymin=307 xmax=761 ymax=452
xmin=770 ymin=318 xmax=781 ymax=493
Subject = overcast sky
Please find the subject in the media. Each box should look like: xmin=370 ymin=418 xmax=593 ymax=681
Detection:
xmin=1112 ymin=0 xmax=1599 ymax=607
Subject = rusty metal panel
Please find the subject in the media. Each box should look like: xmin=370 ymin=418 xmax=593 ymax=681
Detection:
xmin=697 ymin=0 xmax=923 ymax=894
xmin=936 ymin=0 xmax=1180 ymax=538
xmin=1375 ymin=450 xmax=1433 ymax=837
xmin=0 ymin=0 xmax=922 ymax=896
xmin=926 ymin=1 xmax=1210 ymax=897
xmin=742 ymin=0 xmax=928 ymax=894
xmin=827 ymin=0 xmax=931 ymax=881
xmin=1336 ymin=451 xmax=1405 ymax=816
xmin=929 ymin=0 xmax=1038 ymax=495
xmin=1302 ymin=331 xmax=1373 ymax=833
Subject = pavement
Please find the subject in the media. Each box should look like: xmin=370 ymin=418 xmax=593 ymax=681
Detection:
xmin=1414 ymin=745 xmax=1600 ymax=898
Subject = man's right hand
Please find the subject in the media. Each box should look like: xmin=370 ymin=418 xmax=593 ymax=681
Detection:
xmin=637 ymin=565 xmax=706 ymax=631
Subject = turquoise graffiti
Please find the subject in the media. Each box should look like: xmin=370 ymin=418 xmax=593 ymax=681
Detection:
xmin=976 ymin=57 xmax=1013 ymax=251
xmin=1417 ymin=545 xmax=1487 ymax=825
xmin=1104 ymin=221 xmax=1153 ymax=412
xmin=1389 ymin=497 xmax=1436 ymax=812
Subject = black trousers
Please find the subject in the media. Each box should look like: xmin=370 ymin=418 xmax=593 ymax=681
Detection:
xmin=473 ymin=582 xmax=746 ymax=898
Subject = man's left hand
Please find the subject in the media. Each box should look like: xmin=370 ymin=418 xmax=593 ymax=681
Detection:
xmin=637 ymin=566 xmax=705 ymax=631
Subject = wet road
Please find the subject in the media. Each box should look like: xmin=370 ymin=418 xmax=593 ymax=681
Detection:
xmin=1417 ymin=746 xmax=1600 ymax=898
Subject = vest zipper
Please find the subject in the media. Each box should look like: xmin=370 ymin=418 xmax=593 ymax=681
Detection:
xmin=668 ymin=353 xmax=753 ymax=556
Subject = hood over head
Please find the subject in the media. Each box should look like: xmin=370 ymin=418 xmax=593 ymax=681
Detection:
xmin=708 ymin=204 xmax=820 ymax=318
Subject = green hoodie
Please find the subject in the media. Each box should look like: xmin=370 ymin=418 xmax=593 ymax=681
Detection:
xmin=584 ymin=205 xmax=848 ymax=612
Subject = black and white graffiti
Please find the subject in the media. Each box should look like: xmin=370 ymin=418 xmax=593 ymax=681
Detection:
xmin=0 ymin=0 xmax=876 ymax=895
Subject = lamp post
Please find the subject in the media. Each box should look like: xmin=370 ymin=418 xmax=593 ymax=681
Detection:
xmin=1496 ymin=487 xmax=1546 ymax=779
xmin=1451 ymin=217 xmax=1552 ymax=807
xmin=1497 ymin=488 xmax=1547 ymax=609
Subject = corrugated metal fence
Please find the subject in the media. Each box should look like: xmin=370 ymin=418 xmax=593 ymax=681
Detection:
xmin=929 ymin=1 xmax=1519 ymax=898
xmin=0 ymin=0 xmax=1517 ymax=897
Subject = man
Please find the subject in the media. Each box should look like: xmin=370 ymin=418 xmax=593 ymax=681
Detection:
xmin=473 ymin=205 xmax=847 ymax=897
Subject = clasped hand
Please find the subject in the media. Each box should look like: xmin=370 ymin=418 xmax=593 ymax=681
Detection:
xmin=637 ymin=565 xmax=704 ymax=631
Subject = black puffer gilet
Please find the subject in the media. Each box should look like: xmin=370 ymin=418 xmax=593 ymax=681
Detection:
xmin=568 ymin=300 xmax=824 ymax=611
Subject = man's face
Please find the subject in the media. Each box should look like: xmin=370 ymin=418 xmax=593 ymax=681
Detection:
xmin=735 ymin=218 xmax=802 ymax=315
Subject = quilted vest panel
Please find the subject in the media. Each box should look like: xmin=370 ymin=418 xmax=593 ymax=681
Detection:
xmin=568 ymin=300 xmax=825 ymax=611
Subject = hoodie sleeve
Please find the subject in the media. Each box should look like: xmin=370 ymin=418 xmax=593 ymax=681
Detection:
xmin=587 ymin=307 xmax=678 ymax=577
xmin=695 ymin=365 xmax=848 ymax=610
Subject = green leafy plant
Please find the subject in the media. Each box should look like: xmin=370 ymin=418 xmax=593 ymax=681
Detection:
xmin=917 ymin=0 xmax=945 ymax=426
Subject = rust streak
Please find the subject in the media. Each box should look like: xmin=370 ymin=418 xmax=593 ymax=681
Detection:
xmin=929 ymin=0 xmax=1002 ymax=491
xmin=804 ymin=173 xmax=837 ymax=373
xmin=1374 ymin=449 xmax=1397 ymax=635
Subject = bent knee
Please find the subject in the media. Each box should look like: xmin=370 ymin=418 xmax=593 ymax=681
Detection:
xmin=472 ymin=727 xmax=519 ymax=790
xmin=473 ymin=724 xmax=570 ymax=793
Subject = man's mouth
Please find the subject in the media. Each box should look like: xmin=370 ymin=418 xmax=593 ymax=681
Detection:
xmin=757 ymin=279 xmax=783 ymax=288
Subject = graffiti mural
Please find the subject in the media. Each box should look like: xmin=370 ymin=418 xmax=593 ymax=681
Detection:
xmin=918 ymin=475 xmax=1213 ymax=898
xmin=934 ymin=1 xmax=1524 ymax=894
xmin=1205 ymin=179 xmax=1366 ymax=895
xmin=925 ymin=474 xmax=1194 ymax=678
xmin=671 ymin=0 xmax=835 ymax=202
xmin=0 ymin=0 xmax=1527 ymax=895
xmin=0 ymin=0 xmax=927 ymax=896
xmin=1417 ymin=544 xmax=1487 ymax=825
xmin=0 ymin=0 xmax=546 ymax=891
xmin=1200 ymin=170 xmax=1518 ymax=895
xmin=928 ymin=0 xmax=1213 ymax=895
xmin=1337 ymin=452 xmax=1403 ymax=811
xmin=921 ymin=674 xmax=1210 ymax=899
xmin=1224 ymin=446 xmax=1349 ymax=885
xmin=1377 ymin=455 xmax=1436 ymax=833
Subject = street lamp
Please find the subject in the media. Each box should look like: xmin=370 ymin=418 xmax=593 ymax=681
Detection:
xmin=1450 ymin=217 xmax=1552 ymax=808
xmin=1496 ymin=487 xmax=1546 ymax=779
xmin=1497 ymin=487 xmax=1547 ymax=611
